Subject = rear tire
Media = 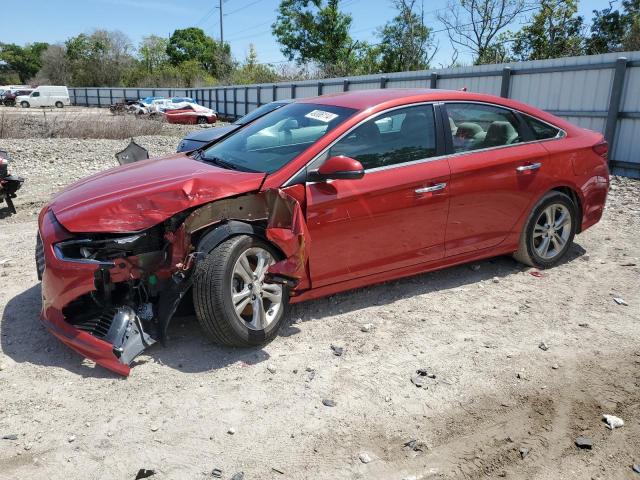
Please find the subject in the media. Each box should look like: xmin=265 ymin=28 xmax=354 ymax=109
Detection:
xmin=513 ymin=191 xmax=577 ymax=268
xmin=193 ymin=235 xmax=289 ymax=347
xmin=55 ymin=101 xmax=64 ymax=108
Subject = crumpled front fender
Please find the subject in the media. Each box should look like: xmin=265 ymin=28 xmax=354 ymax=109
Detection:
xmin=180 ymin=186 xmax=311 ymax=294
xmin=265 ymin=189 xmax=310 ymax=291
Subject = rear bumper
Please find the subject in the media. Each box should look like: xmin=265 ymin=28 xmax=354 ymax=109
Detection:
xmin=38 ymin=209 xmax=131 ymax=376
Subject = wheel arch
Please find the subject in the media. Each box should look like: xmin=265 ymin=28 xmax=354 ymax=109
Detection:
xmin=549 ymin=185 xmax=583 ymax=233
xmin=195 ymin=220 xmax=283 ymax=257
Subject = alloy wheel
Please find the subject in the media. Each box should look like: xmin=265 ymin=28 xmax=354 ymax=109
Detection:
xmin=532 ymin=203 xmax=572 ymax=260
xmin=230 ymin=247 xmax=283 ymax=331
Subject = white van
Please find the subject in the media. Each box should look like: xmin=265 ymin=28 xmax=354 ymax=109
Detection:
xmin=17 ymin=86 xmax=70 ymax=108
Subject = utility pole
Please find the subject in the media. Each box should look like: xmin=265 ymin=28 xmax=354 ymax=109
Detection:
xmin=219 ymin=0 xmax=224 ymax=44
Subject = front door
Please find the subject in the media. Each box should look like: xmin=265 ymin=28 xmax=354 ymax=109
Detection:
xmin=443 ymin=102 xmax=550 ymax=256
xmin=305 ymin=104 xmax=451 ymax=288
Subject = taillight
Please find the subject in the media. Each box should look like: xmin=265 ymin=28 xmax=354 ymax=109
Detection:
xmin=592 ymin=141 xmax=608 ymax=158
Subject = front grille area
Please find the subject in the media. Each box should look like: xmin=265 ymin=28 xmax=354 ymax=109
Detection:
xmin=74 ymin=307 xmax=117 ymax=339
xmin=35 ymin=234 xmax=45 ymax=280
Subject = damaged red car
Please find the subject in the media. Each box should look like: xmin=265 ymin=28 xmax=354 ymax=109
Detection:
xmin=36 ymin=89 xmax=609 ymax=376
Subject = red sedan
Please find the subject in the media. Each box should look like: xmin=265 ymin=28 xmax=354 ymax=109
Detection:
xmin=37 ymin=89 xmax=609 ymax=375
xmin=164 ymin=105 xmax=217 ymax=125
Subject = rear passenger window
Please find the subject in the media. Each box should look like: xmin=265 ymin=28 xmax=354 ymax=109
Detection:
xmin=329 ymin=104 xmax=437 ymax=170
xmin=523 ymin=115 xmax=561 ymax=140
xmin=446 ymin=103 xmax=523 ymax=153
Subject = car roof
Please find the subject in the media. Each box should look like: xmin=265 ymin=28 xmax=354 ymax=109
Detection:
xmin=295 ymin=88 xmax=462 ymax=110
xmin=294 ymin=88 xmax=568 ymax=127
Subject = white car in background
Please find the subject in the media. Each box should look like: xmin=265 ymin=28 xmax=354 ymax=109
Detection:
xmin=17 ymin=86 xmax=70 ymax=108
xmin=148 ymin=97 xmax=199 ymax=113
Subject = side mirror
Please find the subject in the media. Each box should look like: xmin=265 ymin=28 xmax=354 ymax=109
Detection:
xmin=309 ymin=155 xmax=365 ymax=182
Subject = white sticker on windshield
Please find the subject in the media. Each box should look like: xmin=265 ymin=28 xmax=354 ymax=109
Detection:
xmin=305 ymin=109 xmax=338 ymax=123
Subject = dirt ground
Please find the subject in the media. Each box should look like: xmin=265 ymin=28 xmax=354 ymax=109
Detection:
xmin=0 ymin=123 xmax=639 ymax=480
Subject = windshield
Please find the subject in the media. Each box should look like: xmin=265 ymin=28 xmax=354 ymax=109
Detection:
xmin=202 ymin=103 xmax=356 ymax=173
xmin=236 ymin=102 xmax=287 ymax=125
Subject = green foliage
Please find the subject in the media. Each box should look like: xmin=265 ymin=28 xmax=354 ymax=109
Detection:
xmin=166 ymin=27 xmax=232 ymax=79
xmin=0 ymin=62 xmax=20 ymax=85
xmin=377 ymin=0 xmax=436 ymax=72
xmin=0 ymin=42 xmax=49 ymax=83
xmin=511 ymin=0 xmax=585 ymax=61
xmin=64 ymin=30 xmax=134 ymax=86
xmin=586 ymin=6 xmax=625 ymax=54
xmin=36 ymin=44 xmax=71 ymax=84
xmin=139 ymin=35 xmax=169 ymax=72
xmin=229 ymin=45 xmax=279 ymax=84
xmin=585 ymin=0 xmax=640 ymax=54
xmin=272 ymin=0 xmax=354 ymax=70
xmin=476 ymin=32 xmax=513 ymax=64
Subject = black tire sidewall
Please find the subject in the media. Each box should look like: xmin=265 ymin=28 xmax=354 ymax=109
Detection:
xmin=201 ymin=235 xmax=289 ymax=345
xmin=525 ymin=193 xmax=577 ymax=268
xmin=55 ymin=101 xmax=63 ymax=108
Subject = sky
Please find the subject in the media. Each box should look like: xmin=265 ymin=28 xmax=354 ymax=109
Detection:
xmin=1 ymin=0 xmax=609 ymax=68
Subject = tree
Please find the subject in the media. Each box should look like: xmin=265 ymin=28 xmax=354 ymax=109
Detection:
xmin=476 ymin=32 xmax=513 ymax=63
xmin=166 ymin=27 xmax=231 ymax=78
xmin=622 ymin=0 xmax=640 ymax=50
xmin=511 ymin=0 xmax=585 ymax=60
xmin=586 ymin=3 xmax=626 ymax=54
xmin=229 ymin=45 xmax=279 ymax=84
xmin=36 ymin=44 xmax=71 ymax=84
xmin=65 ymin=30 xmax=134 ymax=86
xmin=437 ymin=0 xmax=527 ymax=64
xmin=0 ymin=42 xmax=49 ymax=82
xmin=139 ymin=35 xmax=169 ymax=73
xmin=377 ymin=0 xmax=437 ymax=72
xmin=272 ymin=0 xmax=355 ymax=71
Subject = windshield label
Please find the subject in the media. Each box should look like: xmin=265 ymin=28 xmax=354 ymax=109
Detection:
xmin=305 ymin=110 xmax=339 ymax=123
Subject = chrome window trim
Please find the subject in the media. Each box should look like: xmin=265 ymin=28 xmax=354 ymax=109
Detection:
xmin=281 ymin=100 xmax=567 ymax=186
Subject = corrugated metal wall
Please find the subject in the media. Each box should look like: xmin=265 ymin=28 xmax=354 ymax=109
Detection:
xmin=69 ymin=51 xmax=640 ymax=177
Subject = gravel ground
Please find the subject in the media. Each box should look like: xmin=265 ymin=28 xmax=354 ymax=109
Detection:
xmin=0 ymin=133 xmax=639 ymax=480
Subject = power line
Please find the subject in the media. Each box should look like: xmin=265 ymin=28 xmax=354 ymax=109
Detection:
xmin=225 ymin=0 xmax=266 ymax=16
xmin=195 ymin=6 xmax=217 ymax=26
xmin=225 ymin=19 xmax=274 ymax=37
xmin=226 ymin=29 xmax=273 ymax=42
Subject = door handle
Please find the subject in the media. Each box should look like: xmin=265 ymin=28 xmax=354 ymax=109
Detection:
xmin=415 ymin=182 xmax=447 ymax=194
xmin=516 ymin=162 xmax=542 ymax=172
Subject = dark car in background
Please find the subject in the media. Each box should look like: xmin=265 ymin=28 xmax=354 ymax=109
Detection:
xmin=176 ymin=99 xmax=293 ymax=152
xmin=3 ymin=89 xmax=34 ymax=106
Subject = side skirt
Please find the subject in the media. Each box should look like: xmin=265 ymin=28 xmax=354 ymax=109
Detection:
xmin=290 ymin=243 xmax=519 ymax=304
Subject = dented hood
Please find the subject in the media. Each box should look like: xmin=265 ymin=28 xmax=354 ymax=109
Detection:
xmin=50 ymin=154 xmax=266 ymax=233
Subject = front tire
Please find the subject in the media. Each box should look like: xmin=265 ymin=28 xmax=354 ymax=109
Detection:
xmin=20 ymin=101 xmax=29 ymax=108
xmin=196 ymin=116 xmax=208 ymax=125
xmin=513 ymin=191 xmax=577 ymax=268
xmin=193 ymin=235 xmax=289 ymax=347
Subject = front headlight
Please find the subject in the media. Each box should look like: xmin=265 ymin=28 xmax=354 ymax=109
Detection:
xmin=54 ymin=228 xmax=164 ymax=263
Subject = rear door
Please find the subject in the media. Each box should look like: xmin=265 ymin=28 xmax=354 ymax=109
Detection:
xmin=443 ymin=102 xmax=550 ymax=256
xmin=305 ymin=103 xmax=451 ymax=287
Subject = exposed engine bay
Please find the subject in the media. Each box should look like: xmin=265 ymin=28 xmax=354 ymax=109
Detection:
xmin=37 ymin=187 xmax=308 ymax=375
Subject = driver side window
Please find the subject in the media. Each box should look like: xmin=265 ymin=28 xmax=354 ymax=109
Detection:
xmin=329 ymin=104 xmax=437 ymax=170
